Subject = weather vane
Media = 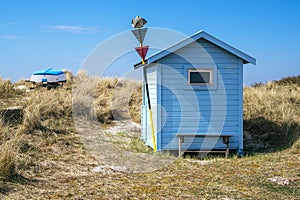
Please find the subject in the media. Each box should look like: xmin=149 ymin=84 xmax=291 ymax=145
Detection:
xmin=131 ymin=16 xmax=149 ymax=65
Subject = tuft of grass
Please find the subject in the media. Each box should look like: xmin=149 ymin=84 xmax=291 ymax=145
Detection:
xmin=106 ymin=131 xmax=151 ymax=153
xmin=274 ymin=75 xmax=300 ymax=87
xmin=0 ymin=120 xmax=21 ymax=180
xmin=128 ymin=83 xmax=142 ymax=123
xmin=63 ymin=70 xmax=73 ymax=89
xmin=0 ymin=118 xmax=25 ymax=180
xmin=0 ymin=118 xmax=10 ymax=145
xmin=20 ymin=88 xmax=72 ymax=133
xmin=0 ymin=140 xmax=18 ymax=179
xmin=252 ymin=75 xmax=300 ymax=87
xmin=94 ymin=77 xmax=142 ymax=123
xmin=73 ymin=71 xmax=142 ymax=124
xmin=244 ymin=80 xmax=300 ymax=153
xmin=0 ymin=77 xmax=23 ymax=99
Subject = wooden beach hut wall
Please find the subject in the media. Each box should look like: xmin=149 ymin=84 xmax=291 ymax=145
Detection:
xmin=134 ymin=30 xmax=256 ymax=154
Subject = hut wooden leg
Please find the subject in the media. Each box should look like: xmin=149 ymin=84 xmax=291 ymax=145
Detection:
xmin=223 ymin=136 xmax=229 ymax=158
xmin=178 ymin=136 xmax=182 ymax=157
xmin=225 ymin=143 xmax=229 ymax=158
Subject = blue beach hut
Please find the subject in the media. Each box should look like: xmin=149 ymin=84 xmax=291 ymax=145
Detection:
xmin=134 ymin=30 xmax=256 ymax=155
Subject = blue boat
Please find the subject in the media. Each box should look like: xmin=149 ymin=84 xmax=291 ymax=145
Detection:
xmin=30 ymin=68 xmax=66 ymax=83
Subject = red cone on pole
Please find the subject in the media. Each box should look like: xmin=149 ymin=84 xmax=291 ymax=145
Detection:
xmin=135 ymin=46 xmax=149 ymax=61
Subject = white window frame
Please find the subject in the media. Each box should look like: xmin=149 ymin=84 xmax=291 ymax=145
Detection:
xmin=188 ymin=68 xmax=213 ymax=86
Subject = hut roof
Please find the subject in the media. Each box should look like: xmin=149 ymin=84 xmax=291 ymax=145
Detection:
xmin=134 ymin=30 xmax=256 ymax=69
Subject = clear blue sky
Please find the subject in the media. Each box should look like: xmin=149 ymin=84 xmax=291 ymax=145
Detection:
xmin=1 ymin=0 xmax=299 ymax=85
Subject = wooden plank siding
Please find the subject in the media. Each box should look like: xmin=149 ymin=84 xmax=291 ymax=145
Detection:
xmin=141 ymin=37 xmax=245 ymax=152
xmin=143 ymin=65 xmax=158 ymax=148
xmin=156 ymin=38 xmax=242 ymax=151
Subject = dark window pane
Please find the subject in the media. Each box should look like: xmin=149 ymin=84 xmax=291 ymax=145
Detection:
xmin=190 ymin=71 xmax=210 ymax=84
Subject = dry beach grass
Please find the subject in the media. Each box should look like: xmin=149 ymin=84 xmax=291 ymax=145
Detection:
xmin=244 ymin=78 xmax=300 ymax=153
xmin=0 ymin=75 xmax=299 ymax=199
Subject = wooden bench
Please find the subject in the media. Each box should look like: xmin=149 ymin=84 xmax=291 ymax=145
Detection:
xmin=176 ymin=134 xmax=233 ymax=158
